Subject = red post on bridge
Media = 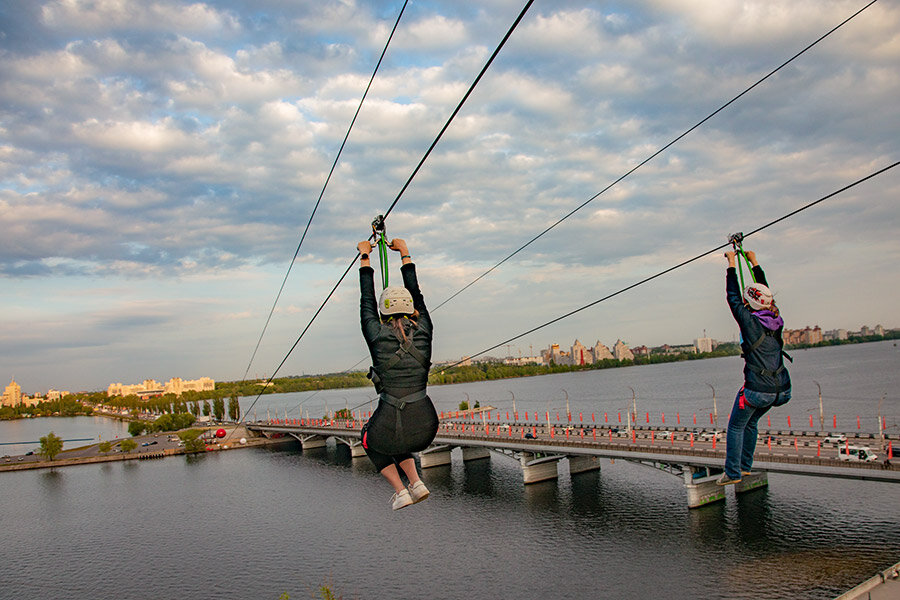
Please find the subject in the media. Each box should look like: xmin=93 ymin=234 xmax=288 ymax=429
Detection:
xmin=677 ymin=412 xmax=681 ymax=425
xmin=833 ymin=415 xmax=837 ymax=428
xmin=787 ymin=415 xmax=791 ymax=428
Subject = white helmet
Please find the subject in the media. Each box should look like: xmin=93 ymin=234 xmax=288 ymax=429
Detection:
xmin=743 ymin=283 xmax=773 ymax=310
xmin=379 ymin=286 xmax=414 ymax=316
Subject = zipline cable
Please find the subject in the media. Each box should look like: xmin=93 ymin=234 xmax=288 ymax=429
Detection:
xmin=431 ymin=0 xmax=880 ymax=311
xmin=240 ymin=0 xmax=410 ymax=382
xmin=438 ymin=160 xmax=899 ymax=371
xmin=380 ymin=0 xmax=535 ymax=221
xmin=286 ymin=0 xmax=885 ymax=418
xmin=232 ymin=0 xmax=535 ymax=429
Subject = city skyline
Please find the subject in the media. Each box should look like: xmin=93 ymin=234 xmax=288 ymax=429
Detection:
xmin=6 ymin=321 xmax=893 ymax=397
xmin=2 ymin=1 xmax=899 ymax=392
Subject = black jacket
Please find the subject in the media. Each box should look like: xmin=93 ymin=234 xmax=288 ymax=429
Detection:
xmin=360 ymin=263 xmax=433 ymax=398
xmin=726 ymin=265 xmax=791 ymax=395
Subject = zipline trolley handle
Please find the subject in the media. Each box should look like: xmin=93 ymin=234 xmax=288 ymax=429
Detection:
xmin=728 ymin=231 xmax=744 ymax=248
xmin=372 ymin=214 xmax=386 ymax=236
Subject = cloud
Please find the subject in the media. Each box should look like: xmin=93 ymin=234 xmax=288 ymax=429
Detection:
xmin=1 ymin=0 xmax=898 ymax=392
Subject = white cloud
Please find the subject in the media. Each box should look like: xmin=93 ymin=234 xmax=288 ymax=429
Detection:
xmin=1 ymin=0 xmax=898 ymax=391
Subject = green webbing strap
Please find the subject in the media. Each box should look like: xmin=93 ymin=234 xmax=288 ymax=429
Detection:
xmin=376 ymin=229 xmax=389 ymax=289
xmin=730 ymin=234 xmax=757 ymax=289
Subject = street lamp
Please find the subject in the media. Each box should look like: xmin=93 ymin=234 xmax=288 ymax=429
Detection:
xmin=706 ymin=383 xmax=718 ymax=431
xmin=627 ymin=386 xmax=637 ymax=436
xmin=562 ymin=389 xmax=569 ymax=421
xmin=813 ymin=380 xmax=824 ymax=432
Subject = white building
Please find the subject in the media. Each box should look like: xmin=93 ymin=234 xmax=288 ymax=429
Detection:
xmin=694 ymin=336 xmax=714 ymax=353
xmin=613 ymin=340 xmax=634 ymax=361
xmin=592 ymin=341 xmax=614 ymax=362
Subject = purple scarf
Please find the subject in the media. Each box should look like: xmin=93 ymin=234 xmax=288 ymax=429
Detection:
xmin=753 ymin=309 xmax=783 ymax=331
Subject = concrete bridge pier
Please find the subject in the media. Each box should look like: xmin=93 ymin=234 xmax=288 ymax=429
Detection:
xmin=420 ymin=444 xmax=453 ymax=468
xmin=520 ymin=452 xmax=564 ymax=484
xmin=568 ymin=455 xmax=601 ymax=476
xmin=289 ymin=433 xmax=327 ymax=449
xmin=461 ymin=446 xmax=490 ymax=462
xmin=682 ymin=466 xmax=726 ymax=509
xmin=333 ymin=436 xmax=367 ymax=458
xmin=735 ymin=471 xmax=768 ymax=494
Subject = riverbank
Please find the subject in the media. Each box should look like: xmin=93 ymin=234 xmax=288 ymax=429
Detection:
xmin=0 ymin=426 xmax=294 ymax=473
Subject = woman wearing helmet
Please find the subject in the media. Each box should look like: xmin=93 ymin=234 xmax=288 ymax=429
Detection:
xmin=357 ymin=237 xmax=438 ymax=510
xmin=718 ymin=249 xmax=792 ymax=486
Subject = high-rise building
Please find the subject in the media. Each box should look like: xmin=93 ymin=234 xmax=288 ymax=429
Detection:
xmin=613 ymin=340 xmax=634 ymax=361
xmin=2 ymin=379 xmax=22 ymax=407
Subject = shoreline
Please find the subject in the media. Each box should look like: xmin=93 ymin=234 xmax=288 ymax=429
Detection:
xmin=0 ymin=428 xmax=294 ymax=473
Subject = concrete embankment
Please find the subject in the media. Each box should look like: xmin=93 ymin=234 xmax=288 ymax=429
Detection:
xmin=0 ymin=428 xmax=295 ymax=473
xmin=835 ymin=560 xmax=900 ymax=600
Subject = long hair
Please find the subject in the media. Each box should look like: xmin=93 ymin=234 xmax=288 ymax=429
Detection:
xmin=385 ymin=311 xmax=419 ymax=343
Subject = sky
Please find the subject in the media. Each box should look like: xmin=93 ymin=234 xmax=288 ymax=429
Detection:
xmin=1 ymin=0 xmax=898 ymax=394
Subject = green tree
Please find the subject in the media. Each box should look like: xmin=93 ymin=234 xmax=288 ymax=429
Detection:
xmin=202 ymin=400 xmax=211 ymax=417
xmin=178 ymin=429 xmax=206 ymax=453
xmin=228 ymin=395 xmax=241 ymax=421
xmin=128 ymin=421 xmax=145 ymax=437
xmin=39 ymin=431 xmax=64 ymax=461
xmin=213 ymin=398 xmax=225 ymax=421
xmin=98 ymin=441 xmax=112 ymax=454
xmin=458 ymin=400 xmax=469 ymax=411
xmin=119 ymin=438 xmax=137 ymax=453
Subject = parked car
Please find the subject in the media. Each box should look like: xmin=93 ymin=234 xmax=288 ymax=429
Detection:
xmin=699 ymin=431 xmax=723 ymax=441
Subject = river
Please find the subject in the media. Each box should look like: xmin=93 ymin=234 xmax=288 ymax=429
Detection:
xmin=1 ymin=341 xmax=898 ymax=600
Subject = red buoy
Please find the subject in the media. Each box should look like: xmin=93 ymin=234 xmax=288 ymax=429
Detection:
xmin=215 ymin=428 xmax=226 ymax=438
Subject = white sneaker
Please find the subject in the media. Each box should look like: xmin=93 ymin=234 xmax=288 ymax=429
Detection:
xmin=391 ymin=489 xmax=413 ymax=510
xmin=408 ymin=480 xmax=430 ymax=504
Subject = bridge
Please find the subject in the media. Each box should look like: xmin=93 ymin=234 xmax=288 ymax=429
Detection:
xmin=247 ymin=415 xmax=898 ymax=509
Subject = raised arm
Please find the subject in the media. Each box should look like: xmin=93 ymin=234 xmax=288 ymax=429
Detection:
xmin=744 ymin=249 xmax=768 ymax=287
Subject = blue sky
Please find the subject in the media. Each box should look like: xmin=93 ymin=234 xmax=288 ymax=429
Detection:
xmin=1 ymin=0 xmax=898 ymax=393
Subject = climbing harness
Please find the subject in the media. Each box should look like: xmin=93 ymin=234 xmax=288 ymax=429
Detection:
xmin=372 ymin=214 xmax=390 ymax=290
xmin=367 ymin=324 xmax=431 ymax=393
xmin=728 ymin=232 xmax=757 ymax=290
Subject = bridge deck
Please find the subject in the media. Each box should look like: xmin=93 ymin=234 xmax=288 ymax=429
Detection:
xmin=247 ymin=421 xmax=899 ymax=483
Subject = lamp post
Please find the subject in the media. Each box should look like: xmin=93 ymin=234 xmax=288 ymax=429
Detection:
xmin=627 ymin=386 xmax=637 ymax=436
xmin=813 ymin=380 xmax=824 ymax=432
xmin=562 ymin=389 xmax=569 ymax=422
xmin=706 ymin=383 xmax=718 ymax=431
xmin=508 ymin=391 xmax=516 ymax=420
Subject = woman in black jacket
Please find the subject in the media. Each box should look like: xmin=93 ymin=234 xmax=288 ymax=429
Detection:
xmin=718 ymin=249 xmax=791 ymax=486
xmin=357 ymin=237 xmax=439 ymax=510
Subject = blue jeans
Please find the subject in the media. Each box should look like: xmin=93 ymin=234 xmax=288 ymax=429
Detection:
xmin=724 ymin=387 xmax=791 ymax=478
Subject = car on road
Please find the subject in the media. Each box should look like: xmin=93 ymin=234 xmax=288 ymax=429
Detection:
xmin=699 ymin=431 xmax=723 ymax=441
xmin=839 ymin=445 xmax=877 ymax=462
xmin=524 ymin=432 xmax=535 ymax=439
xmin=656 ymin=431 xmax=674 ymax=439
xmin=822 ymin=434 xmax=848 ymax=444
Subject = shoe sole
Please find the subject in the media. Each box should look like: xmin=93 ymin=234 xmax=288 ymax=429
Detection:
xmin=716 ymin=478 xmax=742 ymax=486
xmin=411 ymin=491 xmax=430 ymax=504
